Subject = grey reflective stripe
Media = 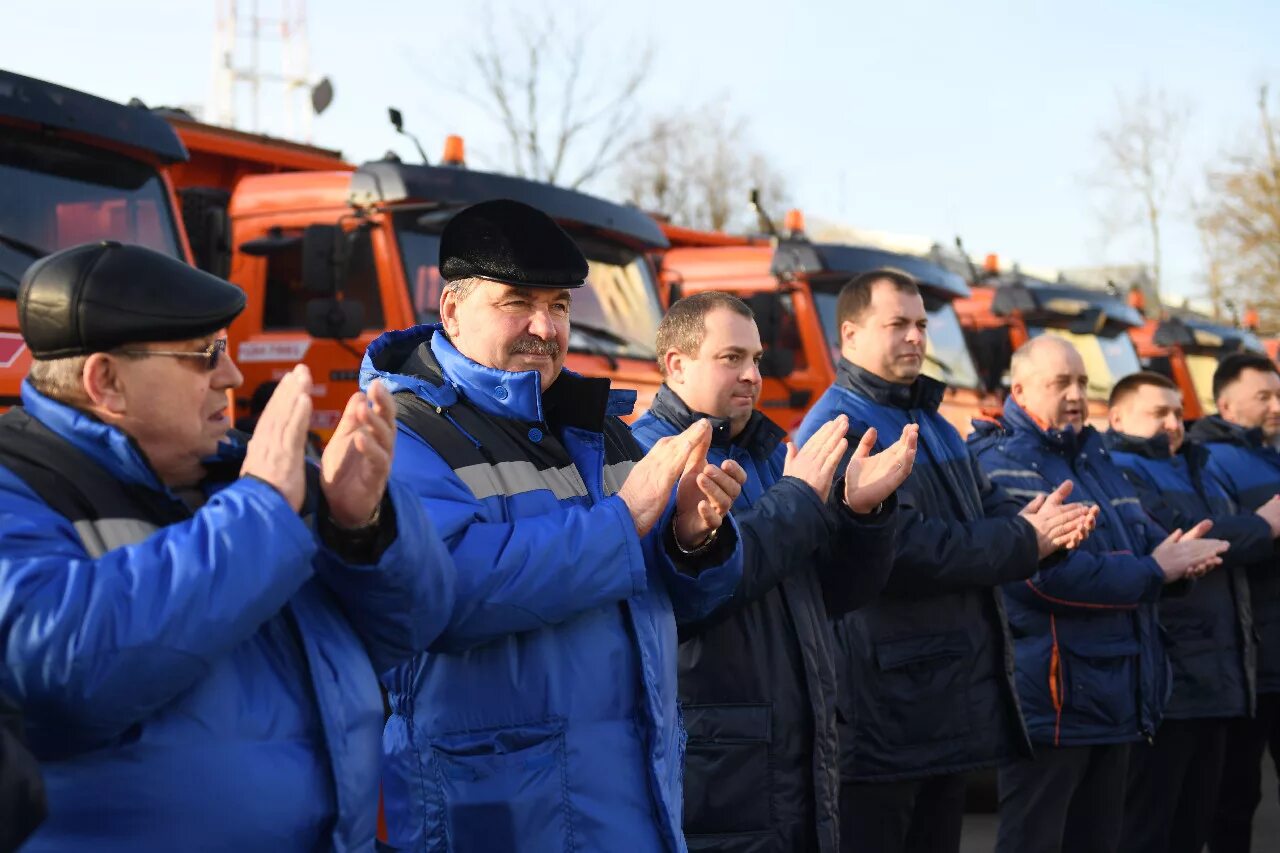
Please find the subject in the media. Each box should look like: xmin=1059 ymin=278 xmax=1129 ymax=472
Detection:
xmin=986 ymin=469 xmax=1041 ymax=479
xmin=1110 ymin=496 xmax=1142 ymax=508
xmin=73 ymin=518 xmax=161 ymax=558
xmin=603 ymin=461 xmax=635 ymax=496
xmin=453 ymin=460 xmax=589 ymax=501
xmin=1003 ymin=487 xmax=1048 ymax=500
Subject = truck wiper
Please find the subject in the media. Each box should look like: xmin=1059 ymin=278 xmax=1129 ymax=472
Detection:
xmin=924 ymin=352 xmax=954 ymax=376
xmin=0 ymin=232 xmax=48 ymax=261
xmin=571 ymin=321 xmax=631 ymax=348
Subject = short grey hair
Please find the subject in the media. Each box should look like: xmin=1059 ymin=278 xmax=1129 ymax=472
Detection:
xmin=27 ymin=355 xmax=90 ymax=405
xmin=444 ymin=276 xmax=481 ymax=302
xmin=1010 ymin=335 xmax=1079 ymax=384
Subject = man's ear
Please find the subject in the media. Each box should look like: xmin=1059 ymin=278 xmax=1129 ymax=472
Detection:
xmin=83 ymin=353 xmax=128 ymax=416
xmin=664 ymin=348 xmax=686 ymax=384
xmin=1009 ymin=379 xmax=1026 ymax=407
xmin=1107 ymin=407 xmax=1123 ymax=432
xmin=840 ymin=319 xmax=858 ymax=348
xmin=440 ymin=288 xmax=461 ymax=339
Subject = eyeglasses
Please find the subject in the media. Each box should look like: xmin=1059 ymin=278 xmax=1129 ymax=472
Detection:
xmin=118 ymin=338 xmax=227 ymax=371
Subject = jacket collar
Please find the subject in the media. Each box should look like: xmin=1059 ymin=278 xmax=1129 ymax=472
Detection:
xmin=1103 ymin=428 xmax=1174 ymax=460
xmin=1000 ymin=397 xmax=1096 ymax=456
xmin=361 ymin=323 xmax=636 ymax=429
xmin=1187 ymin=414 xmax=1268 ymax=450
xmin=835 ymin=358 xmax=945 ymax=413
xmin=647 ymin=383 xmax=785 ymax=459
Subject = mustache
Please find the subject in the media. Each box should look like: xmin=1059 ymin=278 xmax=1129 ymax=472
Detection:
xmin=510 ymin=337 xmax=561 ymax=357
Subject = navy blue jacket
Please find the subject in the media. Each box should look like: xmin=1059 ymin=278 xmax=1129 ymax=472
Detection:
xmin=632 ymin=385 xmax=896 ymax=852
xmin=1188 ymin=415 xmax=1280 ymax=694
xmin=968 ymin=400 xmax=1171 ymax=746
xmin=1105 ymin=430 xmax=1271 ymax=719
xmin=796 ymin=361 xmax=1036 ymax=782
xmin=362 ymin=326 xmax=743 ymax=853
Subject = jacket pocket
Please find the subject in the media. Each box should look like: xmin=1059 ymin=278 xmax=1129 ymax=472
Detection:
xmin=868 ymin=631 xmax=973 ymax=746
xmin=681 ymin=703 xmax=773 ymax=837
xmin=429 ymin=719 xmax=574 ymax=852
xmin=1059 ymin=636 xmax=1140 ymax=731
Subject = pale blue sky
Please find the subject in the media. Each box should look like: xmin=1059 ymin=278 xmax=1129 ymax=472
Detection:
xmin=4 ymin=0 xmax=1278 ymax=299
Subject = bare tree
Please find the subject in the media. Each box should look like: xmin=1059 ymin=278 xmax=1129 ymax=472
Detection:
xmin=1199 ymin=85 xmax=1280 ymax=329
xmin=1090 ymin=86 xmax=1191 ymax=312
xmin=454 ymin=6 xmax=653 ymax=190
xmin=621 ymin=104 xmax=789 ymax=232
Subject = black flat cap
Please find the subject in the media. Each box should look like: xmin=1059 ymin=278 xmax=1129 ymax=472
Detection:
xmin=18 ymin=241 xmax=247 ymax=359
xmin=439 ymin=198 xmax=588 ymax=288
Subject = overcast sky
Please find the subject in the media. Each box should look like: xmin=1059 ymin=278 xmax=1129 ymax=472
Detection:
xmin=4 ymin=0 xmax=1278 ymax=301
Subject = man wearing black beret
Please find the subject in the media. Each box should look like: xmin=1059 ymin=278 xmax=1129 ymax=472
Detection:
xmin=0 ymin=241 xmax=457 ymax=851
xmin=361 ymin=198 xmax=745 ymax=852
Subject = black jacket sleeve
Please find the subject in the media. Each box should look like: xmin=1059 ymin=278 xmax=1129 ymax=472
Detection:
xmin=815 ymin=480 xmax=897 ymax=616
xmin=882 ymin=455 xmax=1039 ymax=598
xmin=0 ymin=691 xmax=45 ymax=852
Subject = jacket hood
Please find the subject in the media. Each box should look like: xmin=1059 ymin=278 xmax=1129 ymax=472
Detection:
xmin=967 ymin=397 xmax=1096 ymax=458
xmin=1103 ymin=429 xmax=1175 ymax=461
xmin=1187 ymin=414 xmax=1267 ymax=449
xmin=646 ymin=384 xmax=784 ymax=460
xmin=834 ymin=358 xmax=945 ymax=413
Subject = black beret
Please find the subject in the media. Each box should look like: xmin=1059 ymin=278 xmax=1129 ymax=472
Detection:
xmin=439 ymin=199 xmax=588 ymax=288
xmin=18 ymin=241 xmax=247 ymax=359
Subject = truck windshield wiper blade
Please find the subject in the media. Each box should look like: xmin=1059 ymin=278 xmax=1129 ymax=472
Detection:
xmin=570 ymin=321 xmax=632 ymax=348
xmin=0 ymin=232 xmax=48 ymax=261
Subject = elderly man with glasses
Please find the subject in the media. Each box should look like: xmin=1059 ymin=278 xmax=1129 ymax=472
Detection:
xmin=0 ymin=241 xmax=456 ymax=852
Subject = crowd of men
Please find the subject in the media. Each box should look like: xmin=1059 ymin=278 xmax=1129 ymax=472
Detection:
xmin=1 ymin=197 xmax=1279 ymax=853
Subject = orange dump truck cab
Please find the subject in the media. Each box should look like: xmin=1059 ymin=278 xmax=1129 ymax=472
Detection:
xmin=0 ymin=69 xmax=192 ymax=411
xmin=223 ymin=157 xmax=669 ymax=440
xmin=1130 ymin=314 xmax=1267 ymax=420
xmin=953 ymin=274 xmax=1145 ymax=429
xmin=659 ymin=230 xmax=991 ymax=436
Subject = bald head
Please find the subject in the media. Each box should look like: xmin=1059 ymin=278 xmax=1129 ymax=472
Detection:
xmin=1010 ymin=335 xmax=1089 ymax=430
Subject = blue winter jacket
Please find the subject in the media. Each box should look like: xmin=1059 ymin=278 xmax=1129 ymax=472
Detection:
xmin=1188 ymin=415 xmax=1280 ymax=694
xmin=361 ymin=326 xmax=743 ymax=853
xmin=1105 ymin=430 xmax=1271 ymax=719
xmin=0 ymin=382 xmax=456 ymax=852
xmin=632 ymin=385 xmax=896 ymax=852
xmin=967 ymin=399 xmax=1171 ymax=746
xmin=796 ymin=361 xmax=1036 ymax=782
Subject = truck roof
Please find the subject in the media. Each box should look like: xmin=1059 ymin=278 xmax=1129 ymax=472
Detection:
xmin=0 ymin=69 xmax=187 ymax=163
xmin=348 ymin=160 xmax=668 ymax=251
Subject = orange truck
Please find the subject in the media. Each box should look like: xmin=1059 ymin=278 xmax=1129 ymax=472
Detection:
xmin=216 ymin=147 xmax=670 ymax=438
xmin=658 ymin=221 xmax=991 ymax=435
xmin=1130 ymin=312 xmax=1267 ymax=420
xmin=951 ymin=270 xmax=1146 ymax=428
xmin=0 ymin=69 xmax=194 ymax=410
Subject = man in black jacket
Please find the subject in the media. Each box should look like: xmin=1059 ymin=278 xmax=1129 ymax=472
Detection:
xmin=795 ymin=270 xmax=1097 ymax=853
xmin=631 ymin=292 xmax=918 ymax=852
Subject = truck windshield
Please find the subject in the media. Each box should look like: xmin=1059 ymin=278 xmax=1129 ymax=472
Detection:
xmin=0 ymin=131 xmax=182 ymax=294
xmin=812 ymin=287 xmax=982 ymax=390
xmin=395 ymin=213 xmax=661 ymax=360
xmin=1030 ymin=326 xmax=1142 ymax=397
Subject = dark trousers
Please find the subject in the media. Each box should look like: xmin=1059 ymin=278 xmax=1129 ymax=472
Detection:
xmin=1122 ymin=718 xmax=1230 ymax=853
xmin=995 ymin=743 xmax=1130 ymax=853
xmin=839 ymin=773 xmax=965 ymax=853
xmin=1212 ymin=692 xmax=1280 ymax=852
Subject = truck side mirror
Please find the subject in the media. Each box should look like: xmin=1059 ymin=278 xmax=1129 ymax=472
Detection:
xmin=301 ymin=224 xmax=342 ymax=295
xmin=305 ymin=298 xmax=364 ymax=340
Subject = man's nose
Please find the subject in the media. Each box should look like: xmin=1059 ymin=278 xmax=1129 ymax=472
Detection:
xmin=743 ymin=359 xmax=761 ymax=386
xmin=528 ymin=308 xmax=557 ymax=339
xmin=904 ymin=326 xmax=925 ymax=346
xmin=1164 ymin=412 xmax=1181 ymax=432
xmin=216 ymin=353 xmax=245 ymax=391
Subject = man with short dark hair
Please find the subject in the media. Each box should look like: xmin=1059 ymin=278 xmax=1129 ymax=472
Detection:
xmin=633 ymin=291 xmax=916 ymax=852
xmin=1106 ymin=371 xmax=1280 ymax=853
xmin=969 ymin=337 xmax=1228 ymax=853
xmin=363 ymin=200 xmax=745 ymax=852
xmin=1189 ymin=352 xmax=1280 ymax=851
xmin=797 ymin=270 xmax=1097 ymax=853
xmin=0 ymin=241 xmax=456 ymax=851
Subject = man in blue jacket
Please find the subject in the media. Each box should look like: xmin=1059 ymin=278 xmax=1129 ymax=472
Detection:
xmin=1105 ymin=371 xmax=1280 ymax=853
xmin=796 ymin=269 xmax=1097 ymax=853
xmin=632 ymin=292 xmax=917 ymax=852
xmin=1187 ymin=352 xmax=1280 ymax=852
xmin=968 ymin=335 xmax=1228 ymax=853
xmin=363 ymin=200 xmax=745 ymax=852
xmin=0 ymin=242 xmax=456 ymax=851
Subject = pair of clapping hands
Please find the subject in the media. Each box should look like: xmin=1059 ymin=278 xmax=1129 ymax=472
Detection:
xmin=240 ymin=365 xmax=393 ymax=529
xmin=617 ymin=414 xmax=920 ymax=551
